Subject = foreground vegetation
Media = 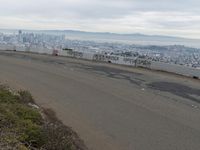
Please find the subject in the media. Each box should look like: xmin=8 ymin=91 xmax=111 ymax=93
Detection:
xmin=0 ymin=85 xmax=87 ymax=150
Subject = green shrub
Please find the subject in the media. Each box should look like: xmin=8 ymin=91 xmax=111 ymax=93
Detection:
xmin=18 ymin=120 xmax=47 ymax=148
xmin=0 ymin=87 xmax=87 ymax=150
xmin=14 ymin=104 xmax=42 ymax=125
xmin=0 ymin=88 xmax=17 ymax=104
xmin=18 ymin=90 xmax=34 ymax=104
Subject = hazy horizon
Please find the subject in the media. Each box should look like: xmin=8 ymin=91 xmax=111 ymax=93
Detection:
xmin=1 ymin=28 xmax=200 ymax=48
xmin=0 ymin=0 xmax=200 ymax=39
xmin=0 ymin=28 xmax=200 ymax=40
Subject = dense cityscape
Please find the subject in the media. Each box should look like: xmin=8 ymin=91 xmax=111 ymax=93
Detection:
xmin=0 ymin=30 xmax=200 ymax=69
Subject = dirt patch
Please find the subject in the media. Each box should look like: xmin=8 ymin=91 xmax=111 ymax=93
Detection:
xmin=41 ymin=108 xmax=88 ymax=150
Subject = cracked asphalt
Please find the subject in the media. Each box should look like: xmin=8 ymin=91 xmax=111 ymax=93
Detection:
xmin=0 ymin=51 xmax=200 ymax=150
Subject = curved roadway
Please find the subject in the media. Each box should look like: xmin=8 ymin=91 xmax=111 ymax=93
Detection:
xmin=0 ymin=51 xmax=200 ymax=150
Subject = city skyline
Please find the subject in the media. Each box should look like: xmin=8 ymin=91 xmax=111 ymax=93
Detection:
xmin=0 ymin=0 xmax=200 ymax=39
xmin=0 ymin=30 xmax=200 ymax=69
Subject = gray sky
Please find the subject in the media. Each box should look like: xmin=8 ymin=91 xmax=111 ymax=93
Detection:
xmin=0 ymin=0 xmax=200 ymax=39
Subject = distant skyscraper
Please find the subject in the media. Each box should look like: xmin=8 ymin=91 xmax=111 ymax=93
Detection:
xmin=18 ymin=30 xmax=23 ymax=43
xmin=18 ymin=30 xmax=22 ymax=35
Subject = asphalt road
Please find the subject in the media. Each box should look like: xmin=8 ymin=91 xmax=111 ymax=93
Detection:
xmin=0 ymin=51 xmax=200 ymax=150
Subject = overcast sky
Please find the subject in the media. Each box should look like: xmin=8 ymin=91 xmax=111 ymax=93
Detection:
xmin=0 ymin=0 xmax=200 ymax=39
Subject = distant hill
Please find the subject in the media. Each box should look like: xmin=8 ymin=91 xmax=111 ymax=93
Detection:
xmin=38 ymin=30 xmax=200 ymax=48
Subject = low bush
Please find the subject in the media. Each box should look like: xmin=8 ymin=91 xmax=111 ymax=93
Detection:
xmin=18 ymin=90 xmax=35 ymax=104
xmin=0 ymin=86 xmax=87 ymax=150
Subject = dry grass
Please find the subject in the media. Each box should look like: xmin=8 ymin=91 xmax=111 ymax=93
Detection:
xmin=0 ymin=85 xmax=87 ymax=150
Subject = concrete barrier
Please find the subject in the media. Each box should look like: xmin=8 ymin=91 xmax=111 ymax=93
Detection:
xmin=151 ymin=61 xmax=200 ymax=79
xmin=0 ymin=44 xmax=199 ymax=79
xmin=0 ymin=44 xmax=15 ymax=51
